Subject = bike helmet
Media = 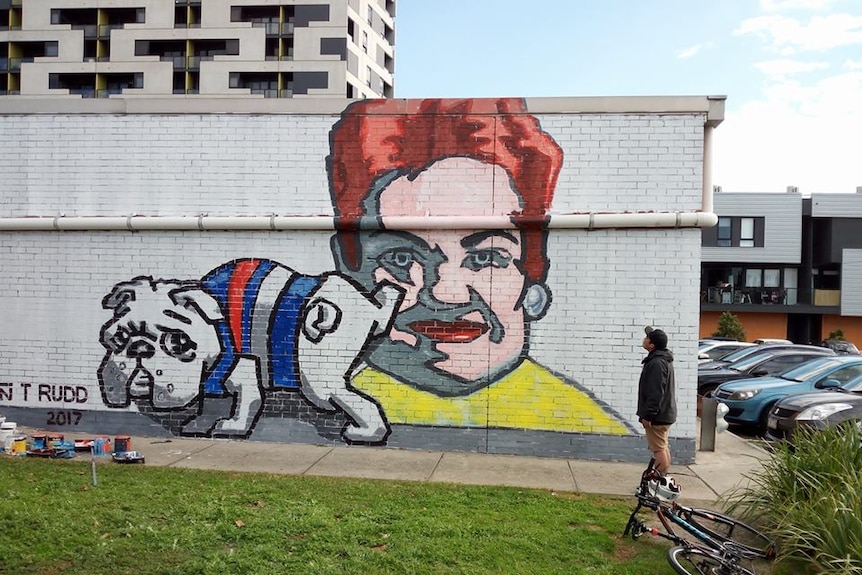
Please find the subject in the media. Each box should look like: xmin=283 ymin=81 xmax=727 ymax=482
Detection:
xmin=647 ymin=474 xmax=682 ymax=501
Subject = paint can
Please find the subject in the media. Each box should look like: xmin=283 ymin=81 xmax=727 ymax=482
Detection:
xmin=31 ymin=434 xmax=47 ymax=450
xmin=11 ymin=436 xmax=28 ymax=455
xmin=1 ymin=422 xmax=17 ymax=452
xmin=113 ymin=435 xmax=131 ymax=454
xmin=47 ymin=433 xmax=65 ymax=448
xmin=91 ymin=436 xmax=111 ymax=457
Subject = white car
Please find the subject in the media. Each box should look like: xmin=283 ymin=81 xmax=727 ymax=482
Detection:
xmin=698 ymin=340 xmax=756 ymax=363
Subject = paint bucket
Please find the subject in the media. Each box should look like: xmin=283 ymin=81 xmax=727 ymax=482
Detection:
xmin=113 ymin=435 xmax=131 ymax=454
xmin=31 ymin=434 xmax=47 ymax=450
xmin=47 ymin=433 xmax=65 ymax=448
xmin=91 ymin=436 xmax=111 ymax=457
xmin=11 ymin=436 xmax=28 ymax=455
xmin=0 ymin=422 xmax=17 ymax=452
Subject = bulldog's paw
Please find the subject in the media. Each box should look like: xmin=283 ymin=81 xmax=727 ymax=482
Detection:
xmin=179 ymin=396 xmax=236 ymax=437
xmin=342 ymin=422 xmax=390 ymax=444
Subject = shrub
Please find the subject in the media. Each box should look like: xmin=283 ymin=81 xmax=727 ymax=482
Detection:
xmin=725 ymin=424 xmax=862 ymax=575
xmin=712 ymin=311 xmax=745 ymax=341
xmin=827 ymin=329 xmax=846 ymax=341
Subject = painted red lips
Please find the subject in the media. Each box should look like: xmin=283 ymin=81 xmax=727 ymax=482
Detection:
xmin=408 ymin=320 xmax=489 ymax=343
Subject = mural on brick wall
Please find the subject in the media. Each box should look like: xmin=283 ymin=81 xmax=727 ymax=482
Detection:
xmin=95 ymin=98 xmax=632 ymax=444
xmin=97 ymin=259 xmax=404 ymax=444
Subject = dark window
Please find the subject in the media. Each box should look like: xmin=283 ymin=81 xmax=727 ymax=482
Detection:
xmin=294 ymin=4 xmax=329 ymax=27
xmin=717 ymin=217 xmax=731 ymax=247
xmin=320 ymin=37 xmax=346 ymax=59
xmin=292 ymin=70 xmax=327 ymax=95
xmin=49 ymin=73 xmax=96 ymax=97
xmin=703 ymin=216 xmax=765 ymax=248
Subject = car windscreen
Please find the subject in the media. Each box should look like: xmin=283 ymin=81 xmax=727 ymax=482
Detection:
xmin=727 ymin=351 xmax=783 ymax=372
xmin=777 ymin=358 xmax=842 ymax=382
xmin=715 ymin=346 xmax=762 ymax=364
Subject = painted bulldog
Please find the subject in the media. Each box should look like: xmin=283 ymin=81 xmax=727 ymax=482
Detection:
xmin=97 ymin=259 xmax=404 ymax=443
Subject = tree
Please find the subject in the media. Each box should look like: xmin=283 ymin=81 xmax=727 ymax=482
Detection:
xmin=826 ymin=329 xmax=845 ymax=341
xmin=712 ymin=312 xmax=745 ymax=341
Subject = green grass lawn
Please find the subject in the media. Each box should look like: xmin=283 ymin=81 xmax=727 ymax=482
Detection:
xmin=0 ymin=456 xmax=675 ymax=575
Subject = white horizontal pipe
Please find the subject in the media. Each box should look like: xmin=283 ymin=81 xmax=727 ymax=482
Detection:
xmin=0 ymin=212 xmax=718 ymax=232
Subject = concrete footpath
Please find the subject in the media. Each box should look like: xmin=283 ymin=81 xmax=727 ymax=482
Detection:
xmin=15 ymin=424 xmax=768 ymax=504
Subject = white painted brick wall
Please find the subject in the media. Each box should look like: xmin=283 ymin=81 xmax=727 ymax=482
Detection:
xmin=1 ymin=113 xmax=704 ymax=218
xmin=0 ymin=109 xmax=704 ymax=447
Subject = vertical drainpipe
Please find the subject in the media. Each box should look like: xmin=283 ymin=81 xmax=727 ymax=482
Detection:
xmin=702 ymin=95 xmax=726 ymax=215
xmin=702 ymin=122 xmax=714 ymax=214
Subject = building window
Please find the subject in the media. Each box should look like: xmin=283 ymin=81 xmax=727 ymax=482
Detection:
xmin=717 ymin=217 xmax=731 ymax=247
xmin=746 ymin=269 xmax=762 ymax=288
xmin=702 ymin=216 xmax=765 ymax=248
xmin=764 ymin=269 xmax=780 ymax=288
xmin=740 ymin=217 xmax=755 ymax=247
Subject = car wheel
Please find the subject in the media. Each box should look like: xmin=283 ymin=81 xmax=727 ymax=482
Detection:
xmin=758 ymin=402 xmax=778 ymax=437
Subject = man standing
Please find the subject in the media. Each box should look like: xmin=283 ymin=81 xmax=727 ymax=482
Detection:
xmin=638 ymin=326 xmax=677 ymax=474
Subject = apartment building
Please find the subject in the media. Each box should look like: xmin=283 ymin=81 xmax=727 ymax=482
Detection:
xmin=0 ymin=0 xmax=395 ymax=98
xmin=701 ymin=187 xmax=862 ymax=345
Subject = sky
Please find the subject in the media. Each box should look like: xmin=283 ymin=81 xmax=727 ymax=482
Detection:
xmin=393 ymin=0 xmax=862 ymax=195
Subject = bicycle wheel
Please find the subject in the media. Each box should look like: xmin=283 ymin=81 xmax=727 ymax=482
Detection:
xmin=678 ymin=507 xmax=776 ymax=559
xmin=667 ymin=546 xmax=755 ymax=575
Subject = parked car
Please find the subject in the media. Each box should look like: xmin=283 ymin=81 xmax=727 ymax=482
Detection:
xmin=698 ymin=343 xmax=833 ymax=372
xmin=753 ymin=338 xmax=794 ymax=345
xmin=820 ymin=339 xmax=860 ymax=355
xmin=713 ymin=355 xmax=862 ymax=432
xmin=698 ymin=340 xmax=755 ymax=363
xmin=697 ymin=347 xmax=836 ymax=395
xmin=765 ymin=373 xmax=862 ymax=442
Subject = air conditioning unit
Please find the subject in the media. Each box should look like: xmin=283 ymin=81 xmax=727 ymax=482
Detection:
xmin=787 ymin=186 xmax=799 ymax=194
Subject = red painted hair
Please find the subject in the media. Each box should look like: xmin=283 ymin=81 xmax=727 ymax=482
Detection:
xmin=327 ymin=98 xmax=563 ymax=283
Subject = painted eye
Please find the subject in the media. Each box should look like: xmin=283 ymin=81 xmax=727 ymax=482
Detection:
xmin=106 ymin=326 xmax=131 ymax=352
xmin=377 ymin=249 xmax=419 ymax=284
xmin=462 ymin=249 xmax=510 ymax=272
xmin=160 ymin=331 xmax=198 ymax=362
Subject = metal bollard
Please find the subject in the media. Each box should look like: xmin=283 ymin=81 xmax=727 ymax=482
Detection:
xmin=700 ymin=397 xmax=718 ymax=451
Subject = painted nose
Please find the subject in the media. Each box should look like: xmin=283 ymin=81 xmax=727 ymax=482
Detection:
xmin=127 ymin=340 xmax=155 ymax=359
xmin=429 ymin=261 xmax=472 ymax=304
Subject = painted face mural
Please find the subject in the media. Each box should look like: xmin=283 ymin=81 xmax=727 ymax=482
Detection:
xmin=328 ymin=98 xmax=632 ymax=434
xmin=331 ymin=158 xmax=542 ymax=395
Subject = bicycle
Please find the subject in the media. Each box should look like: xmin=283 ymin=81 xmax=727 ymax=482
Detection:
xmin=623 ymin=459 xmax=776 ymax=574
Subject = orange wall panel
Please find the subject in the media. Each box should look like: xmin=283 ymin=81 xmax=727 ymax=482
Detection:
xmin=821 ymin=315 xmax=862 ymax=345
xmin=700 ymin=312 xmax=788 ymax=342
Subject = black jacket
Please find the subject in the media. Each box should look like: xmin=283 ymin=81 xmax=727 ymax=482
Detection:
xmin=637 ymin=349 xmax=677 ymax=425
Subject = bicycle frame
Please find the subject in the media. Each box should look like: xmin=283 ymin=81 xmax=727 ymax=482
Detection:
xmin=624 ymin=458 xmax=766 ymax=561
xmin=623 ymin=459 xmax=774 ymax=575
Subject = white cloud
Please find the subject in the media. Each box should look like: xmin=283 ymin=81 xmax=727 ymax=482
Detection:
xmin=677 ymin=44 xmax=703 ymax=59
xmin=845 ymin=59 xmax=862 ymax=69
xmin=735 ymin=13 xmax=862 ymax=53
xmin=754 ymin=58 xmax=829 ymax=78
xmin=714 ymin=70 xmax=862 ymax=193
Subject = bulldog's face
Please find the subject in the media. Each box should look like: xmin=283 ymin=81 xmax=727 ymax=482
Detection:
xmin=97 ymin=278 xmax=223 ymax=409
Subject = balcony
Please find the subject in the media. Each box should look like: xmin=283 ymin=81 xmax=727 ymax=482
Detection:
xmin=703 ymin=287 xmax=797 ymax=306
xmin=814 ymin=289 xmax=841 ymax=306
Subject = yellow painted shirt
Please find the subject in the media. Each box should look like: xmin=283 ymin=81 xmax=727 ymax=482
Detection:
xmin=351 ymin=359 xmax=629 ymax=435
